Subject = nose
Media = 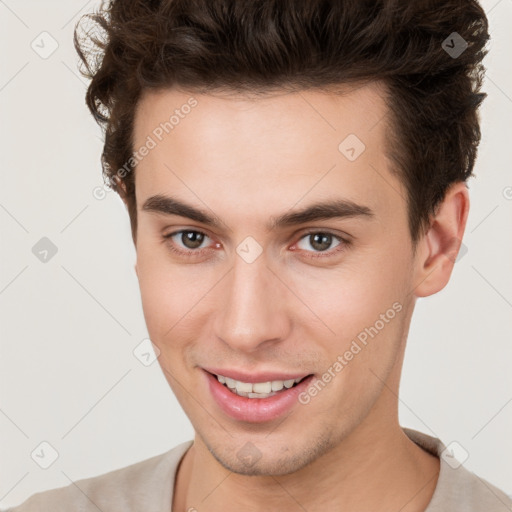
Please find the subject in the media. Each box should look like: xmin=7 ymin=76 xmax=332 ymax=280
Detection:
xmin=213 ymin=250 xmax=292 ymax=353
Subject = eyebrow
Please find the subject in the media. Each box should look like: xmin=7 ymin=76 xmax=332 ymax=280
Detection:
xmin=141 ymin=194 xmax=374 ymax=231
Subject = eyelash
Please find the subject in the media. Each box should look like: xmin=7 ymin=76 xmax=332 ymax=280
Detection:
xmin=162 ymin=229 xmax=350 ymax=260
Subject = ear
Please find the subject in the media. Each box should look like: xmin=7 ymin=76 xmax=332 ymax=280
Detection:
xmin=413 ymin=181 xmax=470 ymax=298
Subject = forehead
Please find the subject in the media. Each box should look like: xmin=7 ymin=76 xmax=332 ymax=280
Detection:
xmin=133 ymin=83 xmax=388 ymax=149
xmin=132 ymin=83 xmax=405 ymax=227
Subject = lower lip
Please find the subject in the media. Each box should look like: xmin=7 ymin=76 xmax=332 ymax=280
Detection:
xmin=204 ymin=370 xmax=315 ymax=423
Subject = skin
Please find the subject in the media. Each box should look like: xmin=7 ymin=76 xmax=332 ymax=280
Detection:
xmin=125 ymin=82 xmax=469 ymax=512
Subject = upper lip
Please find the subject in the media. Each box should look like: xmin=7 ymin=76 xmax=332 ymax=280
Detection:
xmin=203 ymin=367 xmax=312 ymax=383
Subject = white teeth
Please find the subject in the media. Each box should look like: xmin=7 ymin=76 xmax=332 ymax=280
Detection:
xmin=235 ymin=381 xmax=253 ymax=393
xmin=252 ymin=381 xmax=272 ymax=393
xmin=215 ymin=373 xmax=307 ymax=398
xmin=271 ymin=380 xmax=284 ymax=391
xmin=248 ymin=392 xmax=274 ymax=399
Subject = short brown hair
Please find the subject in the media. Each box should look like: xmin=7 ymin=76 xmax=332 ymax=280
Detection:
xmin=75 ymin=0 xmax=489 ymax=244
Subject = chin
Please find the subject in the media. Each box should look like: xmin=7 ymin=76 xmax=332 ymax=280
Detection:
xmin=204 ymin=430 xmax=336 ymax=477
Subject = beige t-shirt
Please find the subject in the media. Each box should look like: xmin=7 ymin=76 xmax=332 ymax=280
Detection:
xmin=6 ymin=428 xmax=512 ymax=511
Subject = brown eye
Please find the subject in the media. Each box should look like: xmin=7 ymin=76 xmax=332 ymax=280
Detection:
xmin=163 ymin=230 xmax=211 ymax=254
xmin=180 ymin=230 xmax=206 ymax=249
xmin=296 ymin=232 xmax=341 ymax=253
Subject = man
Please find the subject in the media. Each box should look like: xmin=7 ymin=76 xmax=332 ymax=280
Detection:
xmin=8 ymin=0 xmax=511 ymax=510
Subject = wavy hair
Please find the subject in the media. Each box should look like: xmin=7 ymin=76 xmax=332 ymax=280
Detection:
xmin=75 ymin=0 xmax=490 ymax=243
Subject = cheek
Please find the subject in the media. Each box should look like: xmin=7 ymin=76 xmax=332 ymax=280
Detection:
xmin=292 ymin=247 xmax=412 ymax=392
xmin=135 ymin=243 xmax=185 ymax=342
xmin=296 ymin=251 xmax=410 ymax=337
xmin=135 ymin=242 xmax=217 ymax=348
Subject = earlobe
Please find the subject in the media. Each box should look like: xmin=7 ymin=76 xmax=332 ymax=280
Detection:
xmin=413 ymin=182 xmax=470 ymax=298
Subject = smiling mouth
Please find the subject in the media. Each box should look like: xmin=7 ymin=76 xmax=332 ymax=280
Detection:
xmin=211 ymin=372 xmax=311 ymax=399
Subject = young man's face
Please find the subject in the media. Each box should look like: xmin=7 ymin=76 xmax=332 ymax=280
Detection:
xmin=133 ymin=84 xmax=423 ymax=475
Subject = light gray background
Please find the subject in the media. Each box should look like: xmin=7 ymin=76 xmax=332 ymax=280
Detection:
xmin=1 ymin=0 xmax=511 ymax=508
